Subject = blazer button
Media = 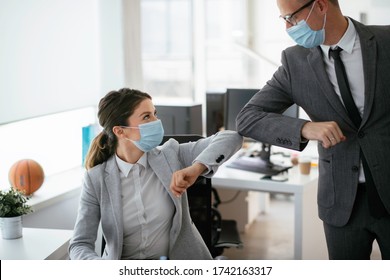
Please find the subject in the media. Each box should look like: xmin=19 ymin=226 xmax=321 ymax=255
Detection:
xmin=358 ymin=131 xmax=365 ymax=138
xmin=216 ymin=155 xmax=225 ymax=163
xmin=351 ymin=166 xmax=359 ymax=172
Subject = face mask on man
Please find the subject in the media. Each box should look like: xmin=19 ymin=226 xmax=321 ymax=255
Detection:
xmin=286 ymin=1 xmax=326 ymax=48
xmin=123 ymin=119 xmax=164 ymax=152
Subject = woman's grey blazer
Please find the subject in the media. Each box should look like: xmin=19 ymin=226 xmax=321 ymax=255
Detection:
xmin=69 ymin=130 xmax=243 ymax=260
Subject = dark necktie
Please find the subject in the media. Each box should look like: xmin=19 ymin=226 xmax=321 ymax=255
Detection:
xmin=329 ymin=47 xmax=388 ymax=218
xmin=329 ymin=47 xmax=361 ymax=127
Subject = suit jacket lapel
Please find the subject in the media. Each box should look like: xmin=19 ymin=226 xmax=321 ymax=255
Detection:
xmin=352 ymin=19 xmax=376 ymax=127
xmin=148 ymin=150 xmax=181 ymax=209
xmin=308 ymin=47 xmax=354 ymax=126
xmin=104 ymin=156 xmax=124 ymax=257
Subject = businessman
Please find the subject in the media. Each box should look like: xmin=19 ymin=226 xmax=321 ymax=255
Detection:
xmin=237 ymin=0 xmax=390 ymax=259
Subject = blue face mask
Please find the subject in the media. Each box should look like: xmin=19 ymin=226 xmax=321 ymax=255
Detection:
xmin=125 ymin=119 xmax=164 ymax=152
xmin=286 ymin=2 xmax=326 ymax=48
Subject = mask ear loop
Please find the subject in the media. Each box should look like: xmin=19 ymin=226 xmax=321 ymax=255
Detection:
xmin=120 ymin=126 xmax=140 ymax=130
xmin=322 ymin=13 xmax=327 ymax=29
xmin=305 ymin=1 xmax=317 ymax=21
xmin=119 ymin=126 xmax=140 ymax=143
xmin=306 ymin=1 xmax=327 ymax=31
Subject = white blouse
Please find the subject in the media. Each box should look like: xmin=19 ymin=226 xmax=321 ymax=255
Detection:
xmin=115 ymin=153 xmax=174 ymax=259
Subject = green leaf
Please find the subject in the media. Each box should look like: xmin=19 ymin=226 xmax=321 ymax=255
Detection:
xmin=0 ymin=188 xmax=33 ymax=217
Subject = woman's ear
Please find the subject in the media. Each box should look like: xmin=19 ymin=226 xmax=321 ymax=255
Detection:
xmin=112 ymin=126 xmax=125 ymax=138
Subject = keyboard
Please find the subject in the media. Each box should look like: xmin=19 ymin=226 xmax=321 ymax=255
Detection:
xmin=226 ymin=156 xmax=291 ymax=176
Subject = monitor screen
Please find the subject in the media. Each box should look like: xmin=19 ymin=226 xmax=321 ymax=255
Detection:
xmin=224 ymin=88 xmax=260 ymax=131
xmin=155 ymin=104 xmax=203 ymax=135
xmin=224 ymin=88 xmax=299 ymax=131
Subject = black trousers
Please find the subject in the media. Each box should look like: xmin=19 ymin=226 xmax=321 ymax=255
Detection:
xmin=323 ymin=184 xmax=390 ymax=260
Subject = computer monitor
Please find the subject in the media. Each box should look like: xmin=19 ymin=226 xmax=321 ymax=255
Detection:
xmin=155 ymin=104 xmax=203 ymax=135
xmin=206 ymin=91 xmax=225 ymax=136
xmin=224 ymin=88 xmax=299 ymax=176
xmin=224 ymin=88 xmax=260 ymax=131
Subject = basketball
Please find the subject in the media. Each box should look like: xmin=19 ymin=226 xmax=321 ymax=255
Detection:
xmin=8 ymin=159 xmax=45 ymax=196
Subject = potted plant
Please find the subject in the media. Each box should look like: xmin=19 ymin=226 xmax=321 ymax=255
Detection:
xmin=0 ymin=187 xmax=33 ymax=239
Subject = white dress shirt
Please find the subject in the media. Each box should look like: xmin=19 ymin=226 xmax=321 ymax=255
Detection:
xmin=115 ymin=153 xmax=174 ymax=259
xmin=320 ymin=17 xmax=365 ymax=182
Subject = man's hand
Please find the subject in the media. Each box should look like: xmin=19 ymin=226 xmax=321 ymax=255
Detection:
xmin=170 ymin=162 xmax=207 ymax=198
xmin=302 ymin=121 xmax=346 ymax=148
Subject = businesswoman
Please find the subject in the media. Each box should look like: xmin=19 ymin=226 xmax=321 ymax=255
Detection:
xmin=68 ymin=88 xmax=243 ymax=260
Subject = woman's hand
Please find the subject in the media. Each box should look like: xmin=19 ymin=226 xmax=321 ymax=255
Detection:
xmin=170 ymin=162 xmax=207 ymax=197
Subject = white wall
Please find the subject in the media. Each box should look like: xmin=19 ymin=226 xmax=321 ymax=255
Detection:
xmin=0 ymin=0 xmax=128 ymax=125
xmin=98 ymin=0 xmax=127 ymax=95
xmin=342 ymin=0 xmax=390 ymax=25
xmin=98 ymin=0 xmax=143 ymax=95
xmin=0 ymin=0 xmax=100 ymax=124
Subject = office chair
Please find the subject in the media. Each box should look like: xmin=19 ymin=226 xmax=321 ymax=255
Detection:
xmin=161 ymin=134 xmax=243 ymax=258
xmin=210 ymin=188 xmax=243 ymax=256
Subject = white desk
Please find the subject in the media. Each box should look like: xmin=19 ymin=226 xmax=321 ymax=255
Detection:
xmin=212 ymin=159 xmax=327 ymax=260
xmin=0 ymin=227 xmax=73 ymax=260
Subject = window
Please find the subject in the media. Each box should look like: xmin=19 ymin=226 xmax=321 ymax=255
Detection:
xmin=205 ymin=0 xmax=261 ymax=90
xmin=140 ymin=0 xmax=260 ymax=103
xmin=141 ymin=0 xmax=193 ymax=102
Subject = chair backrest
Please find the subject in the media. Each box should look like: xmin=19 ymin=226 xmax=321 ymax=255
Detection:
xmin=186 ymin=176 xmax=212 ymax=250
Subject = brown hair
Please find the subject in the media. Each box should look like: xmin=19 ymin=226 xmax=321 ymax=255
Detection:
xmin=85 ymin=88 xmax=151 ymax=169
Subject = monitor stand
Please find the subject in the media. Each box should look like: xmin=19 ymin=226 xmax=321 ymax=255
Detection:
xmin=227 ymin=143 xmax=290 ymax=176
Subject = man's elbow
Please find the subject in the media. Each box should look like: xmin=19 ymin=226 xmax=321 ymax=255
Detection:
xmin=235 ymin=111 xmax=247 ymax=135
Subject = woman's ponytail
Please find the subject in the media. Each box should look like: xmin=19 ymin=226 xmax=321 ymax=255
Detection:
xmin=85 ymin=131 xmax=116 ymax=169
